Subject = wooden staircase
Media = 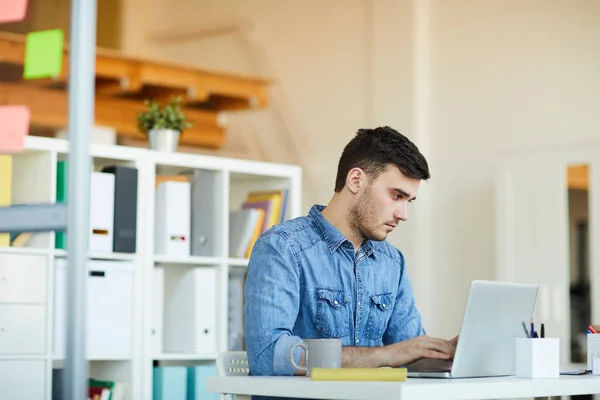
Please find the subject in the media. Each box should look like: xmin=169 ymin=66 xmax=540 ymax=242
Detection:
xmin=0 ymin=31 xmax=271 ymax=148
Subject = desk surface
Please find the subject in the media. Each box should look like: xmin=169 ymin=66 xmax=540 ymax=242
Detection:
xmin=207 ymin=374 xmax=600 ymax=400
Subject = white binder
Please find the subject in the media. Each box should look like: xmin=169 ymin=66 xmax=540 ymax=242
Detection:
xmin=89 ymin=172 xmax=115 ymax=252
xmin=162 ymin=266 xmax=217 ymax=353
xmin=53 ymin=259 xmax=134 ymax=359
xmin=154 ymin=181 xmax=191 ymax=257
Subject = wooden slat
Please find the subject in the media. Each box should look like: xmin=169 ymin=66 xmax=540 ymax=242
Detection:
xmin=0 ymin=81 xmax=225 ymax=148
xmin=0 ymin=31 xmax=270 ymax=111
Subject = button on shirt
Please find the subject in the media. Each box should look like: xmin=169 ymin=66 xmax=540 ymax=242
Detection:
xmin=244 ymin=204 xmax=426 ymax=381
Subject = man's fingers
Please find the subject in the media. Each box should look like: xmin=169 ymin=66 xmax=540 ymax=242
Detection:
xmin=424 ymin=338 xmax=456 ymax=356
xmin=421 ymin=349 xmax=451 ymax=359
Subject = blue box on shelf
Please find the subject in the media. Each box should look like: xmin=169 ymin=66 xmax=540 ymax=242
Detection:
xmin=187 ymin=364 xmax=218 ymax=400
xmin=153 ymin=366 xmax=187 ymax=400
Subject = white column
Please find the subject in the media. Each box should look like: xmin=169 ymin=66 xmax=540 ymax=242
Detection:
xmin=411 ymin=0 xmax=436 ymax=331
xmin=65 ymin=0 xmax=97 ymax=398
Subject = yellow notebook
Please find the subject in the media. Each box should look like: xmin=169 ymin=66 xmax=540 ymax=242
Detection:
xmin=0 ymin=155 xmax=13 ymax=247
xmin=245 ymin=190 xmax=284 ymax=229
xmin=310 ymin=367 xmax=407 ymax=381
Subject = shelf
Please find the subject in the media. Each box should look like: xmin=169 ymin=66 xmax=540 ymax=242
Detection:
xmin=53 ymin=249 xmax=137 ymax=261
xmin=0 ymin=136 xmax=302 ymax=400
xmin=228 ymin=258 xmax=249 ymax=267
xmin=53 ymin=356 xmax=133 ymax=361
xmin=153 ymin=353 xmax=218 ymax=361
xmin=0 ymin=31 xmax=271 ymax=149
xmin=0 ymin=355 xmax=46 ymax=360
xmin=0 ymin=247 xmax=52 ymax=257
xmin=154 ymin=255 xmax=221 ymax=266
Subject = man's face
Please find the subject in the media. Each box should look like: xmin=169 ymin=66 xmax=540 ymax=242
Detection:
xmin=349 ymin=165 xmax=420 ymax=242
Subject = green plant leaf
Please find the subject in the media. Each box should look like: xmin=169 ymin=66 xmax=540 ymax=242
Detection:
xmin=136 ymin=96 xmax=193 ymax=135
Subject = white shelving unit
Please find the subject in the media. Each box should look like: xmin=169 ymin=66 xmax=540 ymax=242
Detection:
xmin=0 ymin=135 xmax=302 ymax=400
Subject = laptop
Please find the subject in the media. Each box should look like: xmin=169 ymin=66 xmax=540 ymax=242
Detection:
xmin=407 ymin=280 xmax=538 ymax=378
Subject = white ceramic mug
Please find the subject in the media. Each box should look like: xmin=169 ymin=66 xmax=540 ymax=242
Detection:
xmin=289 ymin=338 xmax=342 ymax=376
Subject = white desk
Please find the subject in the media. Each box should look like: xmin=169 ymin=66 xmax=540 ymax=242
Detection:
xmin=207 ymin=375 xmax=600 ymax=400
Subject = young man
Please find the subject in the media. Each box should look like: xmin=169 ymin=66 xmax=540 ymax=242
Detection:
xmin=244 ymin=126 xmax=456 ymax=378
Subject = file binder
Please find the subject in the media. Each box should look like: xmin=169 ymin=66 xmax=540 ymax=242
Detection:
xmin=101 ymin=166 xmax=138 ymax=253
xmin=190 ymin=169 xmax=220 ymax=257
xmin=163 ymin=267 xmax=217 ymax=353
xmin=55 ymin=160 xmax=67 ymax=249
xmin=154 ymin=180 xmax=191 ymax=257
xmin=89 ymin=172 xmax=115 ymax=252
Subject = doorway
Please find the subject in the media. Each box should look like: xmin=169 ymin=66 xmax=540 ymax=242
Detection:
xmin=567 ymin=164 xmax=590 ymax=364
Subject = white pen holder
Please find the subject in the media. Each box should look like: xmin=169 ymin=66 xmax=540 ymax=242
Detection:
xmin=515 ymin=338 xmax=559 ymax=378
xmin=587 ymin=334 xmax=600 ymax=371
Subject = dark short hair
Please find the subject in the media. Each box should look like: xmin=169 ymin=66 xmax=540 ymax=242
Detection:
xmin=334 ymin=126 xmax=430 ymax=192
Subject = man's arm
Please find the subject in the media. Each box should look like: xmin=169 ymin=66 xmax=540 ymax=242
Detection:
xmin=383 ymin=251 xmax=426 ymax=344
xmin=341 ymin=336 xmax=455 ymax=368
xmin=244 ymin=231 xmax=304 ymax=376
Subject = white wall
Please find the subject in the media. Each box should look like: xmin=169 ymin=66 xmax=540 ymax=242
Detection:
xmin=427 ymin=0 xmax=600 ymax=337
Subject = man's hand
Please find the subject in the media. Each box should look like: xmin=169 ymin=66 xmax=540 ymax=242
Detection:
xmin=381 ymin=335 xmax=457 ymax=367
xmin=341 ymin=334 xmax=458 ymax=369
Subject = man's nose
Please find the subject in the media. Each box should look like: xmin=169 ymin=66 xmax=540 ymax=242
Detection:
xmin=394 ymin=203 xmax=408 ymax=222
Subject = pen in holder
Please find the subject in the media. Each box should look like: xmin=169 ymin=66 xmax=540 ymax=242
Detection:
xmin=515 ymin=337 xmax=559 ymax=378
xmin=587 ymin=332 xmax=600 ymax=371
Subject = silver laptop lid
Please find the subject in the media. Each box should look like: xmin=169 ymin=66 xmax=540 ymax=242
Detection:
xmin=450 ymin=280 xmax=538 ymax=378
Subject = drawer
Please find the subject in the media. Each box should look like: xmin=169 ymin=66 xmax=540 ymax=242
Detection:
xmin=0 ymin=254 xmax=47 ymax=303
xmin=0 ymin=305 xmax=46 ymax=354
xmin=0 ymin=360 xmax=45 ymax=400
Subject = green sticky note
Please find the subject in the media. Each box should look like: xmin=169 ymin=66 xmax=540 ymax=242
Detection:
xmin=23 ymin=29 xmax=64 ymax=80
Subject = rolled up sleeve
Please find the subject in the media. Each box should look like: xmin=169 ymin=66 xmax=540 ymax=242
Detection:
xmin=244 ymin=231 xmax=304 ymax=375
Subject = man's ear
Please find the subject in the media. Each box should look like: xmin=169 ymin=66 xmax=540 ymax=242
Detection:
xmin=346 ymin=168 xmax=364 ymax=194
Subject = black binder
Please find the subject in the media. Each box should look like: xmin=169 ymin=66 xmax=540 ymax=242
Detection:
xmin=101 ymin=165 xmax=138 ymax=253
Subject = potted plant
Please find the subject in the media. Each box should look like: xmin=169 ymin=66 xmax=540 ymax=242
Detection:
xmin=137 ymin=97 xmax=192 ymax=152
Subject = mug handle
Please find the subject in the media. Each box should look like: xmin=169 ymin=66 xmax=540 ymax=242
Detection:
xmin=290 ymin=342 xmax=308 ymax=372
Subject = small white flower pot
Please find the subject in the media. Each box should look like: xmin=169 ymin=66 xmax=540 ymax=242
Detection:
xmin=148 ymin=129 xmax=180 ymax=152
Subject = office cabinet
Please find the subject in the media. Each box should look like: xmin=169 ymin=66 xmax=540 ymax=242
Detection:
xmin=0 ymin=254 xmax=46 ymax=303
xmin=0 ymin=305 xmax=46 ymax=354
xmin=0 ymin=360 xmax=45 ymax=399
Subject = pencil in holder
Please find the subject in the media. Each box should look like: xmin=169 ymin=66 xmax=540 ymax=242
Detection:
xmin=587 ymin=333 xmax=600 ymax=370
xmin=515 ymin=338 xmax=559 ymax=378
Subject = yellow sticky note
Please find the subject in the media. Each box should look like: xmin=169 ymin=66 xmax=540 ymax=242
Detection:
xmin=23 ymin=29 xmax=64 ymax=80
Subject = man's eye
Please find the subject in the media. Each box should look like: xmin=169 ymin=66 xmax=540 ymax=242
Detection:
xmin=392 ymin=194 xmax=400 ymax=201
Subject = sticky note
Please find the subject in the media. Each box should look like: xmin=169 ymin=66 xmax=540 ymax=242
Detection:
xmin=23 ymin=29 xmax=64 ymax=80
xmin=0 ymin=105 xmax=30 ymax=153
xmin=0 ymin=0 xmax=28 ymax=23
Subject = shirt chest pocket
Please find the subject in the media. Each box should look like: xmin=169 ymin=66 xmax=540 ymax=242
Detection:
xmin=364 ymin=293 xmax=393 ymax=340
xmin=315 ymin=288 xmax=351 ymax=338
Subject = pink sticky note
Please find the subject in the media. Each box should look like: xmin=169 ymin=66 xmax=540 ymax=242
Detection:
xmin=0 ymin=0 xmax=28 ymax=23
xmin=0 ymin=105 xmax=30 ymax=153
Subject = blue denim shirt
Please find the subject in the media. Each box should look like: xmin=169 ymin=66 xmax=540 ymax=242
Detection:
xmin=243 ymin=204 xmax=425 ymax=380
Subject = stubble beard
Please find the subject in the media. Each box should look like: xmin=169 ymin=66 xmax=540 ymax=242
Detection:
xmin=349 ymin=187 xmax=387 ymax=243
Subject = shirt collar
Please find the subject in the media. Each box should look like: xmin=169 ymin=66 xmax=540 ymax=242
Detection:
xmin=309 ymin=204 xmax=377 ymax=259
